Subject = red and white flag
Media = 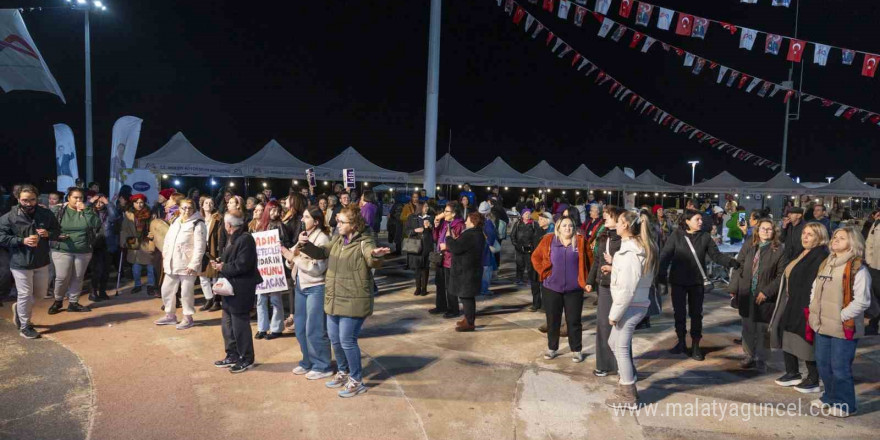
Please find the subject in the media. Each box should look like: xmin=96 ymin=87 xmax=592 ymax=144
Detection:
xmin=513 ymin=6 xmax=527 ymax=25
xmin=595 ymin=0 xmax=611 ymax=14
xmin=765 ymin=34 xmax=782 ymax=55
xmin=0 ymin=10 xmax=65 ymax=102
xmin=862 ymin=53 xmax=879 ymax=77
xmin=618 ymin=0 xmax=633 ymax=18
xmin=720 ymin=22 xmax=738 ymax=34
xmin=813 ymin=44 xmax=830 ymax=66
xmin=558 ymin=0 xmax=572 ymax=19
xmin=542 ymin=0 xmax=555 ymax=12
xmin=675 ymin=14 xmax=694 ymax=36
xmin=641 ymin=36 xmax=656 ymax=53
xmin=739 ymin=28 xmax=757 ymax=50
xmin=598 ymin=17 xmax=616 ymax=38
xmin=656 ymin=8 xmax=674 ymax=31
xmin=635 ymin=3 xmax=653 ymax=27
xmin=786 ymin=39 xmax=806 ymax=62
xmin=573 ymin=6 xmax=587 ymax=26
xmin=842 ymin=107 xmax=858 ymax=120
xmin=629 ymin=31 xmax=643 ymax=49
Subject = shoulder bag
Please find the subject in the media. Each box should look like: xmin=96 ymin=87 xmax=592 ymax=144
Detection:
xmin=683 ymin=235 xmax=715 ymax=291
xmin=402 ymin=236 xmax=423 ymax=254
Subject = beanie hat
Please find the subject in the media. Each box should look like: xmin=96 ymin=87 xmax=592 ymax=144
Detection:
xmin=159 ymin=188 xmax=175 ymax=200
xmin=652 ymin=204 xmax=662 ymax=215
xmin=478 ymin=201 xmax=492 ymax=215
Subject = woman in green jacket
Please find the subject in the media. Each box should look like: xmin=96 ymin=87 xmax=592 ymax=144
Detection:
xmin=298 ymin=205 xmax=390 ymax=398
xmin=49 ymin=187 xmax=102 ymax=314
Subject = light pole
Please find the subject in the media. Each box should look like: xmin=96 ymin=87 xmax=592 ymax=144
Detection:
xmin=68 ymin=0 xmax=107 ymax=184
xmin=688 ymin=161 xmax=699 ymax=186
xmin=422 ymin=0 xmax=441 ymax=199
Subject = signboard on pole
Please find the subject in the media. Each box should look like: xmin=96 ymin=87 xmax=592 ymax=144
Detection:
xmin=306 ymin=168 xmax=316 ymax=188
xmin=252 ymin=229 xmax=288 ymax=294
xmin=343 ymin=168 xmax=356 ymax=189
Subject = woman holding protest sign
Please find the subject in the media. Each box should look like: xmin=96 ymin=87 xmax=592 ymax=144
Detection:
xmin=254 ymin=201 xmax=292 ymax=340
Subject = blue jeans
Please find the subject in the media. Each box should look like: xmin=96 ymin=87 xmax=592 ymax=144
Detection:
xmin=295 ymin=280 xmax=331 ymax=373
xmin=608 ymin=306 xmax=648 ymax=385
xmin=480 ymin=266 xmax=492 ymax=294
xmin=326 ymin=315 xmax=365 ymax=382
xmin=132 ymin=263 xmax=155 ymax=287
xmin=256 ymin=292 xmax=284 ymax=333
xmin=815 ymin=333 xmax=858 ymax=412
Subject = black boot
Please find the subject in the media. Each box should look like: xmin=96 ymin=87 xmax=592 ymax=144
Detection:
xmin=48 ymin=300 xmax=64 ymax=315
xmin=209 ymin=298 xmax=222 ymax=312
xmin=98 ymin=291 xmax=110 ymax=301
xmin=200 ymin=298 xmax=214 ymax=312
xmin=691 ymin=338 xmax=705 ymax=361
xmin=420 ymin=270 xmax=430 ymax=296
xmin=669 ymin=337 xmax=687 ymax=355
xmin=88 ymin=291 xmax=100 ymax=302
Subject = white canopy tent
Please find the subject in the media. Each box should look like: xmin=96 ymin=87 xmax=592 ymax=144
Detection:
xmin=524 ymin=160 xmax=583 ymax=189
xmin=601 ymin=167 xmax=652 ymax=191
xmin=749 ymin=171 xmax=808 ymax=196
xmin=688 ymin=171 xmax=753 ymax=194
xmin=635 ymin=170 xmax=684 ymax=193
xmin=235 ymin=139 xmax=328 ymax=179
xmin=315 ymin=146 xmax=408 ymax=183
xmin=476 ymin=157 xmax=542 ymax=187
xmin=135 ymin=132 xmax=242 ymax=176
xmin=408 ymin=153 xmax=493 ymax=185
xmin=568 ymin=164 xmax=608 ymax=189
xmin=811 ymin=172 xmax=880 ymax=198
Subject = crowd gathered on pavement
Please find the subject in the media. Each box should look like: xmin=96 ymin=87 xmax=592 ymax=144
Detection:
xmin=0 ymin=180 xmax=877 ymax=415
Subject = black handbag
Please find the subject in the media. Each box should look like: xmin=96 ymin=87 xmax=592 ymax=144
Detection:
xmin=402 ymin=237 xmax=423 ymax=254
xmin=428 ymin=251 xmax=443 ymax=265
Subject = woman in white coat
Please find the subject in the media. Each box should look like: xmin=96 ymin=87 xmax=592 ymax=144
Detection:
xmin=155 ymin=198 xmax=207 ymax=329
xmin=606 ymin=210 xmax=657 ymax=410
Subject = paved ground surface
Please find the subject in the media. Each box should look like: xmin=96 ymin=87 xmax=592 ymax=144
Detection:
xmin=1 ymin=241 xmax=878 ymax=440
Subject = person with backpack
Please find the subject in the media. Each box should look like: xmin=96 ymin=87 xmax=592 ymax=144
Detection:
xmin=48 ymin=187 xmax=103 ymax=314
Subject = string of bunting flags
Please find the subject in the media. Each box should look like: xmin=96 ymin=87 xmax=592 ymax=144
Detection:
xmin=499 ymin=0 xmax=782 ymax=170
xmin=517 ymin=0 xmax=880 ymax=125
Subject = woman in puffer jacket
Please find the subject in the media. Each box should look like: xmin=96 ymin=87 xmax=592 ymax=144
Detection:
xmin=605 ymin=210 xmax=657 ymax=410
xmin=155 ymin=198 xmax=207 ymax=330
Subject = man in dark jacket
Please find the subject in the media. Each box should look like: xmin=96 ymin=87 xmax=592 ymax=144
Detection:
xmin=781 ymin=207 xmax=806 ymax=260
xmin=528 ymin=212 xmax=553 ymax=312
xmin=808 ymin=204 xmax=832 ymax=237
xmin=510 ymin=209 xmax=536 ymax=285
xmin=212 ymin=212 xmax=262 ymax=373
xmin=0 ymin=185 xmax=61 ymax=339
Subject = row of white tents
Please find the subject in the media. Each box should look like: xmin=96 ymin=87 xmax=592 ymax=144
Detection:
xmin=134 ymin=133 xmax=880 ymax=198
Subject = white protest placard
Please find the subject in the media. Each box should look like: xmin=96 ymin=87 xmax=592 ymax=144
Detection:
xmin=253 ymin=229 xmax=288 ymax=294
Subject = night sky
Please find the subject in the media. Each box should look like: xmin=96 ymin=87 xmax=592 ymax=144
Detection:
xmin=2 ymin=0 xmax=879 ymax=192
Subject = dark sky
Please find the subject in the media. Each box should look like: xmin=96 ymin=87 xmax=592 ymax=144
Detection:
xmin=1 ymin=0 xmax=879 ymax=191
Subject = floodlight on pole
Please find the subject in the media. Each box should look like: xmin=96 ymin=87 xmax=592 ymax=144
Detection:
xmin=688 ymin=161 xmax=699 ymax=187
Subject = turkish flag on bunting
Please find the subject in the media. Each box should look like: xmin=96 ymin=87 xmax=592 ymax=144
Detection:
xmin=673 ymin=47 xmax=684 ymax=57
xmin=720 ymin=22 xmax=738 ymax=34
xmin=619 ymin=0 xmax=633 ymax=18
xmin=862 ymin=53 xmax=879 ymax=77
xmin=675 ymin=14 xmax=694 ymax=36
xmin=546 ymin=31 xmax=555 ymax=46
xmin=571 ymin=53 xmax=582 ymax=66
xmin=786 ymin=39 xmax=806 ymax=62
xmin=737 ymin=74 xmax=750 ymax=89
xmin=870 ymin=114 xmax=880 ymax=125
xmin=783 ymin=90 xmax=795 ymax=103
xmin=593 ymin=12 xmax=605 ymax=22
xmin=629 ymin=32 xmax=643 ymax=48
xmin=609 ymin=82 xmax=620 ymax=94
xmin=629 ymin=94 xmax=639 ymax=106
xmin=543 ymin=0 xmax=555 ymax=12
xmin=513 ymin=6 xmax=526 ymax=24
xmin=842 ymin=108 xmax=858 ymax=120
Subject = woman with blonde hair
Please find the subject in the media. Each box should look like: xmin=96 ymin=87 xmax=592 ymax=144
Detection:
xmin=769 ymin=222 xmax=829 ymax=393
xmin=198 ymin=196 xmax=225 ymax=312
xmin=605 ymin=210 xmax=657 ymax=409
xmin=808 ymin=226 xmax=872 ymax=417
xmin=155 ymin=198 xmax=207 ymax=329
xmin=531 ymin=217 xmax=590 ymax=362
xmin=247 ymin=203 xmax=264 ymax=233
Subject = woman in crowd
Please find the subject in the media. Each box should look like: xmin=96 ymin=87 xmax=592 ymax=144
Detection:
xmin=164 ymin=193 xmax=185 ymax=224
xmin=808 ymin=227 xmax=873 ymax=417
xmin=561 ymin=207 xmax=581 ymax=231
xmin=658 ymin=209 xmax=740 ymax=361
xmin=459 ymin=195 xmax=472 ymax=220
xmin=358 ymin=190 xmax=380 ymax=236
xmin=605 ymin=210 xmax=657 ymax=409
xmin=297 ymin=205 xmax=390 ymax=397
xmin=531 ymin=212 xmax=554 ymax=314
xmin=325 ymin=195 xmax=338 ymax=230
xmin=283 ymin=192 xmax=307 ymax=247
xmin=155 ymin=198 xmax=207 ymax=330
xmin=258 ymin=201 xmax=290 ymax=248
xmin=404 ymin=201 xmax=433 ymax=296
xmin=730 ymin=218 xmax=786 ymax=371
xmin=317 ymin=196 xmax=330 ymax=227
xmin=477 ymin=202 xmax=497 ymax=296
xmin=88 ymin=193 xmax=119 ymax=302
xmin=583 ymin=203 xmax=604 ymax=243
xmin=253 ymin=200 xmax=291 ymax=339
xmin=283 ymin=206 xmax=332 ymax=378
xmin=510 ymin=208 xmax=535 ymax=286
xmin=120 ymin=194 xmax=157 ymax=296
xmin=247 ymin=203 xmax=264 ymax=233
xmin=212 ymin=209 xmax=262 ymax=374
xmin=245 ymin=197 xmax=257 ymax=223
xmin=769 ymin=223 xmax=829 ymax=393
xmin=186 ymin=188 xmax=200 ymax=204
xmin=48 ymin=187 xmax=103 ymax=315
xmin=726 ymin=206 xmax=747 ymax=245
xmin=198 ymin=196 xmax=225 ymax=312
xmin=430 ymin=201 xmax=464 ymax=317
xmin=586 ymin=206 xmax=625 ymax=375
xmin=446 ymin=212 xmax=486 ymax=332
xmin=531 ymin=217 xmax=589 ymax=362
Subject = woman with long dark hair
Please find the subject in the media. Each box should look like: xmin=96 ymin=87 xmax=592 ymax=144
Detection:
xmin=254 ymin=200 xmax=291 ymax=339
xmin=198 ymin=196 xmax=225 ymax=312
xmin=658 ymin=209 xmax=740 ymax=361
xmin=404 ymin=202 xmax=434 ymax=296
xmin=586 ymin=205 xmax=625 ymax=376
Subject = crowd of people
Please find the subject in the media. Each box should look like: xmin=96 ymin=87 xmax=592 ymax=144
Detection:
xmin=0 ymin=180 xmax=877 ymax=412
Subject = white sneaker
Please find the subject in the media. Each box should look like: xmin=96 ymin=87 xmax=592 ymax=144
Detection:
xmin=828 ymin=405 xmax=854 ymax=418
xmin=154 ymin=314 xmax=178 ymax=325
xmin=291 ymin=366 xmax=309 ymax=375
xmin=305 ymin=370 xmax=334 ymax=380
xmin=572 ymin=352 xmax=587 ymax=363
xmin=175 ymin=315 xmax=194 ymax=330
xmin=810 ymin=399 xmax=828 ymax=409
xmin=543 ymin=350 xmax=558 ymax=360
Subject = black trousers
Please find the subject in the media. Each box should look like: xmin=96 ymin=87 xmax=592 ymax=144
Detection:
xmin=784 ymin=351 xmax=818 ymax=380
xmin=461 ymin=297 xmax=476 ymax=325
xmin=671 ymin=284 xmax=705 ymax=340
xmin=414 ymin=268 xmax=429 ymax=293
xmin=222 ymin=309 xmax=255 ymax=363
xmin=514 ymin=250 xmax=528 ymax=281
xmin=434 ymin=263 xmax=447 ymax=310
xmin=529 ymin=265 xmax=542 ymax=309
xmin=90 ymin=248 xmax=111 ymax=292
xmin=542 ymin=286 xmax=584 ymax=352
xmin=444 ymin=267 xmax=460 ymax=315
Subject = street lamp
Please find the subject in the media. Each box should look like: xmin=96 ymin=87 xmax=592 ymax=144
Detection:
xmin=68 ymin=0 xmax=108 ymax=184
xmin=825 ymin=177 xmax=834 ymax=183
xmin=688 ymin=161 xmax=699 ymax=187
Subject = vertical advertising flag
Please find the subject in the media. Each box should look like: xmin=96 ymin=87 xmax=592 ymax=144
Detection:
xmin=108 ymin=116 xmax=143 ymax=198
xmin=53 ymin=124 xmax=78 ymax=192
xmin=0 ymin=10 xmax=65 ymax=102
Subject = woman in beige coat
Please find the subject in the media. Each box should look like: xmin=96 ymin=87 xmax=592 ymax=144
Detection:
xmin=119 ymin=194 xmax=158 ymax=296
xmin=155 ymin=198 xmax=207 ymax=329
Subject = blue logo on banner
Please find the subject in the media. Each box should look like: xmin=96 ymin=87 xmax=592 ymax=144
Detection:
xmin=132 ymin=182 xmax=151 ymax=192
